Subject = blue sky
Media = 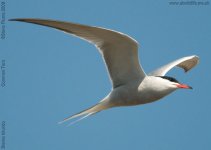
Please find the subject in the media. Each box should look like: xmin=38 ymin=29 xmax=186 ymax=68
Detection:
xmin=1 ymin=0 xmax=211 ymax=149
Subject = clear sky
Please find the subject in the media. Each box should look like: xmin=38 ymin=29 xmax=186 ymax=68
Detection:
xmin=1 ymin=0 xmax=211 ymax=149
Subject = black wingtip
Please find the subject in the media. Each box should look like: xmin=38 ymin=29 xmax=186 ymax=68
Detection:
xmin=8 ymin=18 xmax=18 ymax=21
xmin=9 ymin=18 xmax=25 ymax=22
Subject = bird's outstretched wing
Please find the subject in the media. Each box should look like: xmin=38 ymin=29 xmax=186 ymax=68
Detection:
xmin=10 ymin=18 xmax=146 ymax=88
xmin=149 ymin=55 xmax=199 ymax=76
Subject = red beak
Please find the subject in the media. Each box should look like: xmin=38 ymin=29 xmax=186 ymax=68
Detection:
xmin=176 ymin=84 xmax=193 ymax=89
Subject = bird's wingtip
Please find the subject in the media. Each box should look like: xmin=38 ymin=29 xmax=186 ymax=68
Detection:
xmin=8 ymin=18 xmax=22 ymax=21
xmin=192 ymin=55 xmax=199 ymax=59
xmin=190 ymin=55 xmax=200 ymax=60
xmin=58 ymin=120 xmax=65 ymax=125
xmin=8 ymin=18 xmax=34 ymax=22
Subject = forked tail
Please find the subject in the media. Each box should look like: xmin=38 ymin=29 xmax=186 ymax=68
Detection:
xmin=58 ymin=101 xmax=109 ymax=125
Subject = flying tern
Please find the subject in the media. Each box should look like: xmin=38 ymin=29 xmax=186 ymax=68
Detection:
xmin=10 ymin=18 xmax=199 ymax=124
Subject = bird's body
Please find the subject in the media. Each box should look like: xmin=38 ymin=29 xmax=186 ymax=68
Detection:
xmin=106 ymin=76 xmax=176 ymax=107
xmin=10 ymin=18 xmax=199 ymax=124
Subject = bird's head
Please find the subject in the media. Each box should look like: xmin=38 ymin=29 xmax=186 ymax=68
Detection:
xmin=157 ymin=76 xmax=192 ymax=90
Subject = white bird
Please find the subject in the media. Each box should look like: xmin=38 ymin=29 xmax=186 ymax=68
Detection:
xmin=10 ymin=18 xmax=199 ymax=124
